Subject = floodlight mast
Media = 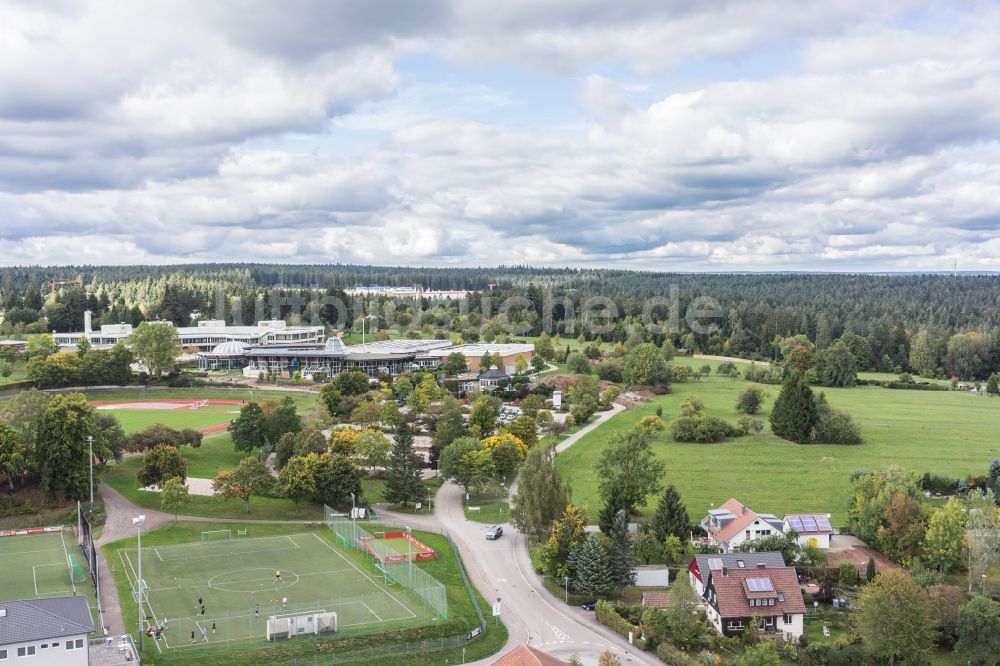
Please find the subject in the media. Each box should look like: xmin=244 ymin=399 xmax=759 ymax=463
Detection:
xmin=132 ymin=515 xmax=146 ymax=651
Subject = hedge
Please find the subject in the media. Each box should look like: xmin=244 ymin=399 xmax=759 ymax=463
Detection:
xmin=595 ymin=600 xmax=647 ymax=650
xmin=655 ymin=642 xmax=703 ymax=666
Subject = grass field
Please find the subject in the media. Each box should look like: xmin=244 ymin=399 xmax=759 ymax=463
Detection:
xmin=0 ymin=529 xmax=101 ymax=627
xmin=98 ymin=403 xmax=240 ymax=434
xmin=116 ymin=531 xmax=435 ymax=655
xmin=555 ymin=357 xmax=1000 ymax=525
xmin=104 ymin=521 xmax=507 ymax=666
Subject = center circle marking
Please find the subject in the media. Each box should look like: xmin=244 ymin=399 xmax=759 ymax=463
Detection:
xmin=207 ymin=568 xmax=300 ymax=593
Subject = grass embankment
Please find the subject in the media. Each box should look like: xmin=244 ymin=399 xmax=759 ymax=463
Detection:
xmin=555 ymin=357 xmax=1000 ymax=525
xmin=104 ymin=521 xmax=506 ymax=666
xmin=103 ymin=433 xmax=320 ymax=520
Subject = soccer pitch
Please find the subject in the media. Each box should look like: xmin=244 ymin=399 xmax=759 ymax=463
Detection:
xmin=0 ymin=529 xmax=86 ymax=603
xmin=116 ymin=531 xmax=437 ymax=652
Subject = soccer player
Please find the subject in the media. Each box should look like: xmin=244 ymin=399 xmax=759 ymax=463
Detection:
xmin=197 ymin=595 xmax=203 ymax=609
xmin=282 ymin=596 xmax=287 ymax=609
xmin=190 ymin=630 xmax=195 ymax=644
xmin=200 ymin=604 xmax=206 ymax=616
xmin=274 ymin=569 xmax=281 ymax=583
xmin=254 ymin=603 xmax=260 ymax=618
xmin=212 ymin=621 xmax=217 ymax=635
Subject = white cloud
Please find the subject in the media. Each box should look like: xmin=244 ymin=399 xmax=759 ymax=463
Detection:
xmin=0 ymin=1 xmax=997 ymax=271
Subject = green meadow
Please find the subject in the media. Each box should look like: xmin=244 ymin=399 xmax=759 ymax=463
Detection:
xmin=556 ymin=357 xmax=1000 ymax=526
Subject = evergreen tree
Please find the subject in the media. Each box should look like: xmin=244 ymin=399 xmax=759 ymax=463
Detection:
xmin=652 ymin=485 xmax=690 ymax=542
xmin=598 ymin=483 xmax=630 ymax=535
xmin=607 ymin=509 xmax=636 ymax=594
xmin=866 ymin=556 xmax=876 ymax=582
xmin=573 ymin=534 xmax=612 ymax=596
xmin=769 ymin=371 xmax=818 ymax=443
xmin=383 ymin=422 xmax=424 ymax=507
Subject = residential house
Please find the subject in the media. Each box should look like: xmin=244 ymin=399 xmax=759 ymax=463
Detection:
xmin=700 ymin=498 xmax=784 ymax=552
xmin=687 ymin=551 xmax=786 ymax=597
xmin=0 ymin=596 xmax=94 ymax=665
xmin=477 ymin=367 xmax=508 ymax=392
xmin=699 ymin=563 xmax=806 ymax=641
xmin=492 ymin=644 xmax=568 ymax=665
xmin=783 ymin=514 xmax=834 ymax=549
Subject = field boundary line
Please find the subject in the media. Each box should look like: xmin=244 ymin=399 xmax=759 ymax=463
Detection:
xmin=58 ymin=528 xmax=76 ymax=595
xmin=0 ymin=546 xmax=64 ymax=557
xmin=310 ymin=533 xmax=414 ymax=618
xmin=121 ymin=548 xmax=165 ymax=653
xmin=360 ymin=600 xmax=383 ymax=623
xmin=153 ymin=544 xmax=297 ymax=562
xmin=32 ymin=565 xmax=38 ymax=596
xmin=286 ymin=534 xmax=301 ymax=549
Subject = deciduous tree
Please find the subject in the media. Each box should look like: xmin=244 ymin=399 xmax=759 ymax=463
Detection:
xmin=278 ymin=454 xmax=317 ymax=509
xmin=212 ymin=457 xmax=274 ymax=513
xmin=314 ymin=453 xmax=363 ymax=509
xmin=230 ymin=402 xmax=266 ymax=453
xmin=597 ymin=426 xmax=664 ymax=518
xmin=923 ymin=498 xmax=965 ymax=572
xmin=510 ymin=446 xmax=570 ymax=540
xmin=137 ymin=445 xmax=187 ymax=489
xmin=160 ymin=476 xmax=190 ymax=520
xmin=955 ymin=595 xmax=1000 ymax=665
xmin=858 ymin=570 xmax=935 ymax=666
xmin=129 ymin=322 xmax=179 ymax=376
xmin=37 ymin=392 xmax=95 ymax=499
xmin=541 ymin=503 xmax=588 ymax=579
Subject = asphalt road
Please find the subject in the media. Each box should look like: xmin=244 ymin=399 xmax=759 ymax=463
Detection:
xmin=380 ymin=402 xmax=658 ymax=666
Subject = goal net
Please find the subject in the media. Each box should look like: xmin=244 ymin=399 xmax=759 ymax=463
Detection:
xmin=266 ymin=610 xmax=336 ymax=641
xmin=131 ymin=579 xmax=149 ymax=604
xmin=67 ymin=554 xmax=86 ymax=584
xmin=201 ymin=529 xmax=232 ymax=543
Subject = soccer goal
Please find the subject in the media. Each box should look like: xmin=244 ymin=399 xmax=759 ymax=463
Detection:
xmin=131 ymin=579 xmax=149 ymax=604
xmin=67 ymin=554 xmax=87 ymax=584
xmin=189 ymin=399 xmax=209 ymax=410
xmin=201 ymin=529 xmax=232 ymax=544
xmin=266 ymin=610 xmax=336 ymax=641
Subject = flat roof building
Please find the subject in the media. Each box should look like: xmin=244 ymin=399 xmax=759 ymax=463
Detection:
xmin=54 ymin=312 xmax=324 ymax=352
xmin=423 ymin=343 xmax=534 ymax=373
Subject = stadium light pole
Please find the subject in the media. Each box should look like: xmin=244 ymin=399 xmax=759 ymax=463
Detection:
xmin=350 ymin=492 xmax=357 ymax=543
xmin=86 ymin=435 xmax=94 ymax=509
xmin=132 ymin=515 xmax=146 ymax=651
xmin=360 ymin=314 xmax=377 ymax=345
xmin=406 ymin=526 xmax=412 ymax=582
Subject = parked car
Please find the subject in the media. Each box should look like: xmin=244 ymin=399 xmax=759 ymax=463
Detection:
xmin=581 ymin=602 xmax=596 ymax=611
xmin=485 ymin=525 xmax=503 ymax=540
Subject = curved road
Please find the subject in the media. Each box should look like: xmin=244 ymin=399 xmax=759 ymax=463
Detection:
xmin=381 ymin=402 xmax=657 ymax=666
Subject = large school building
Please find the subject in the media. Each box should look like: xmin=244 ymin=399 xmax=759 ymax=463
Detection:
xmin=54 ymin=312 xmax=324 ymax=352
xmin=197 ymin=339 xmax=534 ymax=378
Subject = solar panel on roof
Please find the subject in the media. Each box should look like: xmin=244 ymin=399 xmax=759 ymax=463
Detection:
xmin=816 ymin=515 xmax=831 ymax=531
xmin=746 ymin=578 xmax=774 ymax=592
xmin=707 ymin=558 xmax=723 ymax=570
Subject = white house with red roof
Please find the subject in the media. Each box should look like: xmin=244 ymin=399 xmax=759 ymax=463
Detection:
xmin=700 ymin=498 xmax=784 ymax=553
xmin=698 ymin=562 xmax=806 ymax=641
xmin=783 ymin=514 xmax=834 ymax=549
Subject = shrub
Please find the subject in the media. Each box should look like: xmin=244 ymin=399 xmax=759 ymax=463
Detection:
xmin=744 ymin=363 xmax=784 ymax=384
xmin=655 ymin=642 xmax=703 ymax=666
xmin=735 ymin=386 xmax=765 ymax=414
xmin=595 ymin=601 xmax=646 ymax=649
xmin=921 ymin=472 xmax=959 ymax=495
xmin=736 ymin=415 xmax=764 ymax=435
xmin=812 ymin=406 xmax=862 ymax=444
xmin=672 ymin=414 xmax=735 ymax=443
xmin=716 ymin=361 xmax=738 ymax=375
xmin=596 ymin=359 xmax=624 ymax=383
xmin=839 ymin=563 xmax=859 ymax=586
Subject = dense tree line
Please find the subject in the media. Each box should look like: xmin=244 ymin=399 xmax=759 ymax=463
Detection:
xmin=3 ymin=265 xmax=998 ymax=377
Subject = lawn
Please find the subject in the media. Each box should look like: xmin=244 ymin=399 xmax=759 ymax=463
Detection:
xmin=101 ymin=405 xmax=240 ymax=434
xmin=555 ymin=359 xmax=1000 ymax=525
xmin=103 ymin=521 xmax=506 ymax=666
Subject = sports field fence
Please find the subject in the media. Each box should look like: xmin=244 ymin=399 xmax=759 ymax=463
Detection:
xmin=324 ymin=507 xmax=448 ymax=620
xmin=76 ymin=503 xmax=104 ymax=622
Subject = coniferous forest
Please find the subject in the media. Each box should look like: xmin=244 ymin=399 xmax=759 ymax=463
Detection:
xmin=2 ymin=264 xmax=998 ymax=379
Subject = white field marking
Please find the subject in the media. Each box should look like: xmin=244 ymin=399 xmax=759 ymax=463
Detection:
xmin=151 ymin=534 xmax=304 ymax=561
xmin=58 ymin=530 xmax=76 ymax=595
xmin=309 ymin=533 xmax=416 ymax=619
xmin=207 ymin=567 xmax=358 ymax=590
xmin=0 ymin=546 xmax=63 ymax=557
xmin=359 ymin=600 xmax=383 ymax=623
xmin=286 ymin=534 xmax=301 ymax=549
xmin=121 ymin=548 xmax=165 ymax=653
xmin=32 ymin=565 xmax=38 ymax=596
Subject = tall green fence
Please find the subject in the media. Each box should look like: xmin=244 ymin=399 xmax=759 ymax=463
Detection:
xmin=324 ymin=507 xmax=448 ymax=620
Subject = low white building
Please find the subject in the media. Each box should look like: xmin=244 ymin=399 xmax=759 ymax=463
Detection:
xmin=700 ymin=498 xmax=784 ymax=553
xmin=783 ymin=514 xmax=834 ymax=549
xmin=0 ymin=596 xmax=93 ymax=665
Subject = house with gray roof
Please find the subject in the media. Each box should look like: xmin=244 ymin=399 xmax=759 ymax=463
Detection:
xmin=0 ymin=596 xmax=93 ymax=665
xmin=688 ymin=551 xmax=786 ymax=597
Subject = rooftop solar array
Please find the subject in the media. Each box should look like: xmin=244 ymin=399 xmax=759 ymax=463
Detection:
xmin=707 ymin=558 xmax=723 ymax=570
xmin=786 ymin=514 xmax=832 ymax=533
xmin=746 ymin=577 xmax=774 ymax=592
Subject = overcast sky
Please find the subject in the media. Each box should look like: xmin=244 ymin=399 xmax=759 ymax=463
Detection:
xmin=1 ymin=1 xmax=998 ymax=271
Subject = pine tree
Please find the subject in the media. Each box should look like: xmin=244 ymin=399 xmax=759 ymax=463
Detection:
xmin=574 ymin=534 xmax=612 ymax=596
xmin=383 ymin=422 xmax=424 ymax=508
xmin=769 ymin=371 xmax=818 ymax=443
xmin=607 ymin=509 xmax=636 ymax=594
xmin=866 ymin=556 xmax=876 ymax=583
xmin=598 ymin=483 xmax=630 ymax=535
xmin=652 ymin=485 xmax=690 ymax=542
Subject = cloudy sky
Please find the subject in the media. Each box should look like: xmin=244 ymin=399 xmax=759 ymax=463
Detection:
xmin=1 ymin=1 xmax=998 ymax=271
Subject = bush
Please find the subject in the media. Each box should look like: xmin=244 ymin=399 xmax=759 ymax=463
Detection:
xmin=736 ymin=415 xmax=764 ymax=435
xmin=735 ymin=387 xmax=765 ymax=414
xmin=883 ymin=381 xmax=948 ymax=391
xmin=744 ymin=363 xmax=784 ymax=384
xmin=655 ymin=642 xmax=703 ymax=666
xmin=839 ymin=563 xmax=859 ymax=586
xmin=812 ymin=406 xmax=862 ymax=444
xmin=716 ymin=361 xmax=738 ymax=375
xmin=921 ymin=472 xmax=960 ymax=495
xmin=672 ymin=414 xmax=736 ymax=443
xmin=595 ymin=601 xmax=646 ymax=650
xmin=596 ymin=359 xmax=624 ymax=383
xmin=0 ymin=497 xmax=36 ymax=517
